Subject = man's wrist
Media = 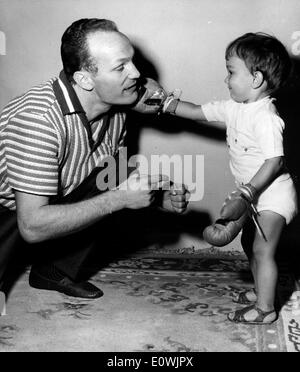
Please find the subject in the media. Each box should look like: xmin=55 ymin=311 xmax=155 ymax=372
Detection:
xmin=98 ymin=189 xmax=127 ymax=214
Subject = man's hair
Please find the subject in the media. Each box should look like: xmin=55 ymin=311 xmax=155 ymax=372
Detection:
xmin=61 ymin=18 xmax=119 ymax=82
xmin=225 ymin=32 xmax=291 ymax=93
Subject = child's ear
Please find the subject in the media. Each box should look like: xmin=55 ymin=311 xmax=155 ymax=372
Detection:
xmin=252 ymin=71 xmax=264 ymax=89
xmin=73 ymin=71 xmax=94 ymax=91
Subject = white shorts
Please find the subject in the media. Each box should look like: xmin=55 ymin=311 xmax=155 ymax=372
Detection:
xmin=255 ymin=174 xmax=298 ymax=224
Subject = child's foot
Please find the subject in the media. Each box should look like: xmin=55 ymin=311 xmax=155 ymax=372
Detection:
xmin=227 ymin=304 xmax=277 ymax=325
xmin=233 ymin=288 xmax=257 ymax=304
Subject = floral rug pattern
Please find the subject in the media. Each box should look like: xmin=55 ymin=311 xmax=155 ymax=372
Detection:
xmin=0 ymin=256 xmax=299 ymax=352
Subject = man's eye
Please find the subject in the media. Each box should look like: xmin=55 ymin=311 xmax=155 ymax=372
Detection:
xmin=115 ymin=65 xmax=125 ymax=71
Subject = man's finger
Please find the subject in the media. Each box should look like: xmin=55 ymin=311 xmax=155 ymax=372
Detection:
xmin=172 ymin=206 xmax=186 ymax=214
xmin=171 ymin=200 xmax=187 ymax=207
xmin=137 ymin=174 xmax=169 ymax=187
xmin=148 ymin=174 xmax=169 ymax=184
xmin=133 ymin=174 xmax=169 ymax=190
xmin=171 ymin=184 xmax=190 ymax=196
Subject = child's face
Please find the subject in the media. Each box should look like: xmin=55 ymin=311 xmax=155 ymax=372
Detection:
xmin=225 ymin=55 xmax=254 ymax=103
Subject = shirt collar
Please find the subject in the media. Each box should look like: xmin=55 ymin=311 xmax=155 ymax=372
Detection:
xmin=52 ymin=70 xmax=112 ymax=153
xmin=53 ymin=70 xmax=86 ymax=116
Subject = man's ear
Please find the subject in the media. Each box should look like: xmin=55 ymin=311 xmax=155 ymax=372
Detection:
xmin=252 ymin=71 xmax=264 ymax=89
xmin=73 ymin=71 xmax=94 ymax=91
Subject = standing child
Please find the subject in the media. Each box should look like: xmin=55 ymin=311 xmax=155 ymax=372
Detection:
xmin=163 ymin=32 xmax=298 ymax=324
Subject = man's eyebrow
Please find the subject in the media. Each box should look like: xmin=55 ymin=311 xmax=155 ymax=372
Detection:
xmin=111 ymin=57 xmax=131 ymax=69
xmin=115 ymin=57 xmax=130 ymax=63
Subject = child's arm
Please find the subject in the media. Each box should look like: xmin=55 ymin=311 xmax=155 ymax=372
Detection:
xmin=163 ymin=98 xmax=208 ymax=123
xmin=249 ymin=156 xmax=284 ymax=194
xmin=175 ymin=101 xmax=208 ymax=123
xmin=250 ymin=111 xmax=286 ymax=195
xmin=220 ymin=156 xmax=284 ymax=220
xmin=204 ymin=156 xmax=285 ymax=246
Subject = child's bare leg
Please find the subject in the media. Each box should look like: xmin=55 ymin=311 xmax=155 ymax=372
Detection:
xmin=228 ymin=211 xmax=285 ymax=323
xmin=240 ymin=220 xmax=257 ymax=302
xmin=251 ymin=211 xmax=285 ymax=311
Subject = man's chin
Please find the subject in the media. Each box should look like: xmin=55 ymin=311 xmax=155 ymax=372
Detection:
xmin=120 ymin=90 xmax=139 ymax=105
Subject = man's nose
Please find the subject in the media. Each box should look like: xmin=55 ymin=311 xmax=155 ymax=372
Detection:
xmin=224 ymin=75 xmax=229 ymax=84
xmin=128 ymin=62 xmax=140 ymax=79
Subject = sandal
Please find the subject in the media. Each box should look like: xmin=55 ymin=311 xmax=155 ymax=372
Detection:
xmin=233 ymin=289 xmax=257 ymax=305
xmin=227 ymin=304 xmax=277 ymax=325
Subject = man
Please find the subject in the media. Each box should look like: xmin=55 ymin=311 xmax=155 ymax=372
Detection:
xmin=0 ymin=18 xmax=189 ymax=299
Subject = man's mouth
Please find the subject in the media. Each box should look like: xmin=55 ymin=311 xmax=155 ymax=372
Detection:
xmin=124 ymin=83 xmax=137 ymax=92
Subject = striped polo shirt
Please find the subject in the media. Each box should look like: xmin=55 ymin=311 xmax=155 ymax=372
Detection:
xmin=0 ymin=71 xmax=127 ymax=210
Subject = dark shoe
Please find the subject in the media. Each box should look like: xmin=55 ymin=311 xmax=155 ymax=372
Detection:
xmin=29 ymin=267 xmax=103 ymax=299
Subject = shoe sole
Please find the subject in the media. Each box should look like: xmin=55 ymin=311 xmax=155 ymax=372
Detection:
xmin=227 ymin=309 xmax=277 ymax=325
xmin=228 ymin=317 xmax=277 ymax=325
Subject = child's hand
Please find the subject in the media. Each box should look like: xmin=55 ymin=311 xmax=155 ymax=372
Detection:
xmin=220 ymin=184 xmax=257 ymax=220
xmin=219 ymin=184 xmax=267 ymax=242
xmin=133 ymin=78 xmax=167 ymax=114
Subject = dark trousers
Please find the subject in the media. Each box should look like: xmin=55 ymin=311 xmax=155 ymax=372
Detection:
xmin=42 ymin=165 xmax=109 ymax=280
xmin=0 ymin=206 xmax=24 ymax=287
xmin=0 ymin=158 xmax=135 ymax=283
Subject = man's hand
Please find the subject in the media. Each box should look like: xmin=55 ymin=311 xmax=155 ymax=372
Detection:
xmin=161 ymin=184 xmax=190 ymax=214
xmin=132 ymin=78 xmax=167 ymax=114
xmin=117 ymin=172 xmax=169 ymax=210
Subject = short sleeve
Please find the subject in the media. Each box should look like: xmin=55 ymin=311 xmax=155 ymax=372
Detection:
xmin=201 ymin=100 xmax=229 ymax=123
xmin=253 ymin=111 xmax=285 ymax=159
xmin=3 ymin=111 xmax=59 ymax=195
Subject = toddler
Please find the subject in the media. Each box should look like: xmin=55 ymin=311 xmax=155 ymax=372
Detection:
xmin=164 ymin=32 xmax=298 ymax=324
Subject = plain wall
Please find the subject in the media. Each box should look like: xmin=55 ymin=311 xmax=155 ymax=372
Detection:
xmin=1 ymin=0 xmax=300 ymax=248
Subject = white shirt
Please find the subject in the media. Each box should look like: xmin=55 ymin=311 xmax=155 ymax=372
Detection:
xmin=202 ymin=97 xmax=285 ymax=184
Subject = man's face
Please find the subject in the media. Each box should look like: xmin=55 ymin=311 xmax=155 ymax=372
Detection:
xmin=87 ymin=31 xmax=141 ymax=105
xmin=224 ymin=55 xmax=254 ymax=103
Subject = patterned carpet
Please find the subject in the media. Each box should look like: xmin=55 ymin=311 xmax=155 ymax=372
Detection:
xmin=0 ymin=253 xmax=300 ymax=352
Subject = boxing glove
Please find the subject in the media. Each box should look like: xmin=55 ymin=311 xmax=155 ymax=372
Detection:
xmin=133 ymin=78 xmax=167 ymax=114
xmin=220 ymin=183 xmax=257 ymax=220
xmin=203 ymin=212 xmax=249 ymax=247
xmin=203 ymin=184 xmax=257 ymax=247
